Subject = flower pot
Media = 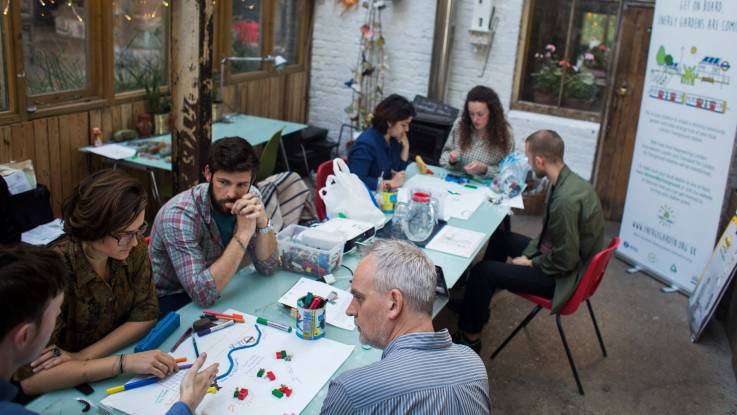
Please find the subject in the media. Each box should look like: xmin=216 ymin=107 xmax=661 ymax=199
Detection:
xmin=154 ymin=113 xmax=170 ymax=135
xmin=564 ymin=97 xmax=595 ymax=111
xmin=136 ymin=113 xmax=153 ymax=137
xmin=533 ymin=91 xmax=558 ymax=106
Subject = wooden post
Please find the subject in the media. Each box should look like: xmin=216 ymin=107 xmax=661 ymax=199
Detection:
xmin=170 ymin=0 xmax=214 ymax=192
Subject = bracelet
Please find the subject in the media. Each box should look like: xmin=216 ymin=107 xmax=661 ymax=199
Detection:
xmin=119 ymin=354 xmax=125 ymax=374
xmin=234 ymin=236 xmax=248 ymax=251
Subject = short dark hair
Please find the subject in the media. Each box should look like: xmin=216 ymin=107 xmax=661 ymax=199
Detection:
xmin=0 ymin=244 xmax=67 ymax=340
xmin=371 ymin=94 xmax=416 ymax=134
xmin=62 ymin=169 xmax=147 ymax=241
xmin=525 ymin=129 xmax=565 ymax=163
xmin=207 ymin=137 xmax=260 ymax=175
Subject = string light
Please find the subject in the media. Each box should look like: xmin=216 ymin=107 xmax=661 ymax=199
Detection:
xmin=2 ymin=0 xmax=8 ymax=16
xmin=162 ymin=0 xmax=168 ymax=6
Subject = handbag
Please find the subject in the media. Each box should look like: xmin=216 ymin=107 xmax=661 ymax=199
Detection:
xmin=318 ymin=158 xmax=385 ymax=228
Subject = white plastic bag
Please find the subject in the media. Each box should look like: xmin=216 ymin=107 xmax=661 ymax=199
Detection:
xmin=318 ymin=158 xmax=385 ymax=228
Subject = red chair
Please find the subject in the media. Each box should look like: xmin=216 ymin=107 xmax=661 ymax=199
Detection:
xmin=490 ymin=236 xmax=621 ymax=395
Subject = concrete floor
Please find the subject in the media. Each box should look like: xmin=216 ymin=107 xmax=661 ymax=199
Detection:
xmin=434 ymin=214 xmax=737 ymax=414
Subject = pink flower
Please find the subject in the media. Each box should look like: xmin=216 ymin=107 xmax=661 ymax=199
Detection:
xmin=585 ymin=52 xmax=595 ymax=61
xmin=558 ymin=59 xmax=570 ymax=67
xmin=545 ymin=44 xmax=556 ymax=53
xmin=597 ymin=43 xmax=608 ymax=51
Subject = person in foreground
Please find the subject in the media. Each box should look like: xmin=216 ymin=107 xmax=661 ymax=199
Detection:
xmin=0 ymin=244 xmax=218 ymax=415
xmin=150 ymin=137 xmax=279 ymax=314
xmin=348 ymin=94 xmax=416 ymax=191
xmin=17 ymin=170 xmax=176 ymax=395
xmin=455 ymin=130 xmax=605 ymax=353
xmin=320 ymin=240 xmax=491 ymax=414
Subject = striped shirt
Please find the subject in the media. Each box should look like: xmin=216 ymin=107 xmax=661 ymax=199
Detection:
xmin=320 ymin=329 xmax=491 ymax=415
xmin=149 ymin=183 xmax=279 ymax=306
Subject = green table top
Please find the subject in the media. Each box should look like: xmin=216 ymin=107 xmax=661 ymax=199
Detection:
xmin=79 ymin=115 xmax=308 ymax=172
xmin=26 ymin=163 xmax=506 ymax=415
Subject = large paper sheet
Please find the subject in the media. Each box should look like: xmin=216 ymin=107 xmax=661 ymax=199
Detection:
xmin=278 ymin=278 xmax=355 ymax=331
xmin=425 ymin=226 xmax=486 ymax=258
xmin=101 ymin=310 xmax=354 ymax=415
xmin=87 ymin=144 xmax=137 ymax=160
xmin=404 ymin=175 xmax=486 ymax=221
xmin=21 ymin=219 xmax=65 ymax=246
xmin=1 ymin=170 xmax=32 ymax=195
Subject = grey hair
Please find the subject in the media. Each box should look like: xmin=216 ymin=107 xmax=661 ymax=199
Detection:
xmin=366 ymin=240 xmax=437 ymax=315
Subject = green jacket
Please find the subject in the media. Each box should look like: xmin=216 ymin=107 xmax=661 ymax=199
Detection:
xmin=523 ymin=165 xmax=605 ymax=313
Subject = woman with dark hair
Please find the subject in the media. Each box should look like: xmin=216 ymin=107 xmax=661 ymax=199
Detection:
xmin=439 ymin=86 xmax=514 ymax=177
xmin=348 ymin=94 xmax=416 ymax=191
xmin=17 ymin=169 xmax=181 ymax=396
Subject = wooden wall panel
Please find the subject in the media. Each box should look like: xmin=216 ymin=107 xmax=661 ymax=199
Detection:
xmin=0 ymin=127 xmax=11 ymax=162
xmin=46 ymin=117 xmax=63 ymax=216
xmin=1 ymin=67 xmax=309 ymax=219
xmin=32 ymin=118 xmax=50 ymax=193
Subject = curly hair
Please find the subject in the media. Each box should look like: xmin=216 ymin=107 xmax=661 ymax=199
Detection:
xmin=458 ymin=86 xmax=512 ymax=153
xmin=61 ymin=169 xmax=147 ymax=241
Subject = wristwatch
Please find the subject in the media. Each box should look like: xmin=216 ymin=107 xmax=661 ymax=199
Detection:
xmin=255 ymin=218 xmax=273 ymax=235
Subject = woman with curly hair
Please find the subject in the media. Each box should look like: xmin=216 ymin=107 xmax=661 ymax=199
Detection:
xmin=440 ymin=86 xmax=514 ymax=177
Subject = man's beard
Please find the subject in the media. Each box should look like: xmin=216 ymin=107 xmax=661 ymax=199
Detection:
xmin=208 ymin=184 xmax=236 ymax=215
xmin=356 ymin=321 xmax=390 ymax=349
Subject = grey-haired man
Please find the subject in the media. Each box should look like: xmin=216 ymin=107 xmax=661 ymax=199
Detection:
xmin=321 ymin=240 xmax=491 ymax=414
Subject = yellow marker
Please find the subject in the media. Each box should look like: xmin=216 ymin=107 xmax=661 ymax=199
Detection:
xmin=105 ymin=385 xmax=125 ymax=395
xmin=415 ymin=155 xmax=428 ymax=174
xmin=207 ymin=387 xmax=218 ymax=394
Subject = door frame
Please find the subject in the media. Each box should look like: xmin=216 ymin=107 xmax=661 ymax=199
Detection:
xmin=591 ymin=0 xmax=655 ymax=220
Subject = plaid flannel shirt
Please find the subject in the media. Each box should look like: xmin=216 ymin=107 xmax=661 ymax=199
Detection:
xmin=149 ymin=183 xmax=279 ymax=306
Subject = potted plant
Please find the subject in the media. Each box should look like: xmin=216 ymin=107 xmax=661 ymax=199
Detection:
xmin=530 ymin=44 xmax=563 ymax=105
xmin=564 ymin=69 xmax=598 ymax=110
xmin=144 ymin=67 xmax=171 ymax=135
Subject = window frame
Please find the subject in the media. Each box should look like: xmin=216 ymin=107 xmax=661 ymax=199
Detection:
xmin=511 ymin=0 xmax=623 ymax=123
xmin=218 ymin=0 xmax=309 ymax=86
xmin=0 ymin=0 xmax=310 ymax=123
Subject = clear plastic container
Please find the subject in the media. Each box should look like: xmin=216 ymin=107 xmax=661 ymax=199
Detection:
xmin=402 ymin=192 xmax=437 ymax=242
xmin=277 ymin=224 xmax=344 ymax=277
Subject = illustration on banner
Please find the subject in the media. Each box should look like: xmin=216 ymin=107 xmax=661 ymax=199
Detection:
xmin=648 ymin=45 xmax=730 ymax=113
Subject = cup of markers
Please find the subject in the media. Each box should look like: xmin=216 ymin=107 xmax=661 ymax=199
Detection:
xmin=296 ymin=292 xmax=326 ymax=340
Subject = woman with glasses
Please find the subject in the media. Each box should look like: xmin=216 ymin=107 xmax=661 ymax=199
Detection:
xmin=16 ymin=169 xmax=181 ymax=396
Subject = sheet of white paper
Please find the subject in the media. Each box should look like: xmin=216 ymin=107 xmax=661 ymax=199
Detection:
xmin=21 ymin=219 xmax=64 ymax=246
xmin=2 ymin=170 xmax=32 ymax=195
xmin=404 ymin=175 xmax=486 ymax=221
xmin=87 ymin=144 xmax=137 ymax=160
xmin=425 ymin=225 xmax=486 ymax=258
xmin=278 ymin=278 xmax=355 ymax=331
xmin=501 ymin=194 xmax=524 ymax=209
xmin=101 ymin=310 xmax=355 ymax=415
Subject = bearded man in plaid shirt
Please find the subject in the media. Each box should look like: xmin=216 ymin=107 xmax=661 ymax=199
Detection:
xmin=149 ymin=137 xmax=279 ymax=315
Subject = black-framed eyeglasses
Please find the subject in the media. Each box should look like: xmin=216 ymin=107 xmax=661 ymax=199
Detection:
xmin=110 ymin=221 xmax=148 ymax=247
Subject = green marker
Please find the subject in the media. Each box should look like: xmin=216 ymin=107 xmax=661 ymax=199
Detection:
xmin=464 ymin=184 xmax=478 ymax=189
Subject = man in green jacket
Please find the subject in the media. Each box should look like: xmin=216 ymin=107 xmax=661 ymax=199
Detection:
xmin=456 ymin=129 xmax=604 ymax=353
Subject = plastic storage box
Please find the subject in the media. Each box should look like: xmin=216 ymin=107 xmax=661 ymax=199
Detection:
xmin=277 ymin=224 xmax=345 ymax=277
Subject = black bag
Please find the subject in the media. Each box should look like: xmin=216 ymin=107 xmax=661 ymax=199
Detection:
xmin=0 ymin=179 xmax=54 ymax=244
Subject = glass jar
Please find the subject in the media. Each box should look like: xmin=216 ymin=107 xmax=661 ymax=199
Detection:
xmin=391 ymin=202 xmax=408 ymax=239
xmin=402 ymin=192 xmax=437 ymax=242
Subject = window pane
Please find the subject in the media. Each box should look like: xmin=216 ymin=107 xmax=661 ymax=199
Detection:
xmin=0 ymin=18 xmax=8 ymax=111
xmin=273 ymin=0 xmax=301 ymax=66
xmin=231 ymin=0 xmax=264 ymax=74
xmin=521 ymin=0 xmax=573 ymax=106
xmin=113 ymin=0 xmax=169 ymax=93
xmin=562 ymin=1 xmax=619 ymax=112
xmin=21 ymin=0 xmax=89 ymax=96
